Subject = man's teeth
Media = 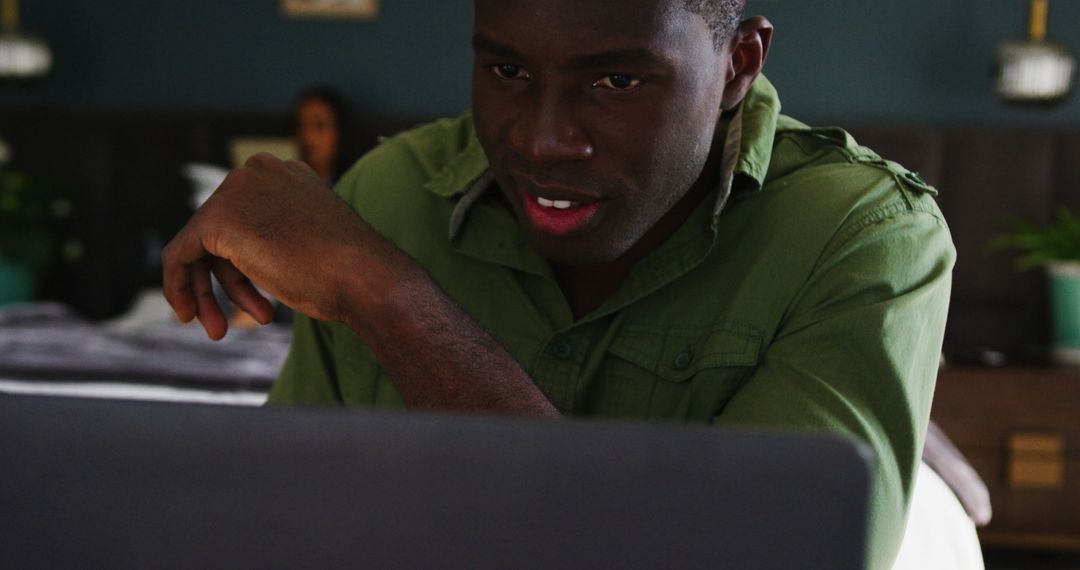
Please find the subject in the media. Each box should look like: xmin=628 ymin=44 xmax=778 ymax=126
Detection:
xmin=537 ymin=197 xmax=578 ymax=209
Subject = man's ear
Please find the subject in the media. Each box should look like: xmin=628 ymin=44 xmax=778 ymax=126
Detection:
xmin=721 ymin=16 xmax=774 ymax=110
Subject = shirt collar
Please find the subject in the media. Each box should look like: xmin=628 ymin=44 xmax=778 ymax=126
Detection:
xmin=733 ymin=74 xmax=781 ymax=193
xmin=437 ymin=75 xmax=783 ymax=241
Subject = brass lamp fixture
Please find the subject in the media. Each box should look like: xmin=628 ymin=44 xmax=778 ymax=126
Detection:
xmin=996 ymin=0 xmax=1076 ymax=105
xmin=0 ymin=0 xmax=52 ymax=80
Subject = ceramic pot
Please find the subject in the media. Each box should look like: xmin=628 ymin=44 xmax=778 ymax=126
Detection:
xmin=1047 ymin=261 xmax=1080 ymax=365
xmin=0 ymin=257 xmax=34 ymax=306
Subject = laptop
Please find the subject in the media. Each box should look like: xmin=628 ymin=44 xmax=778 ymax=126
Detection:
xmin=0 ymin=396 xmax=872 ymax=569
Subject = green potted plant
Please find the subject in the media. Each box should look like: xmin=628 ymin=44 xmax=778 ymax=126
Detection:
xmin=0 ymin=138 xmax=71 ymax=306
xmin=994 ymin=207 xmax=1080 ymax=364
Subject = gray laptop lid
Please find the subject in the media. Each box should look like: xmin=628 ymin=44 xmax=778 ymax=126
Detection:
xmin=0 ymin=396 xmax=871 ymax=569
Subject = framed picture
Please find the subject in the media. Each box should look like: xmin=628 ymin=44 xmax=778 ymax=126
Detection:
xmin=281 ymin=0 xmax=379 ymax=20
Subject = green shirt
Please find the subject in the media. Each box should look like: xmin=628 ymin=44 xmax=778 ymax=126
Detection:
xmin=269 ymin=76 xmax=955 ymax=569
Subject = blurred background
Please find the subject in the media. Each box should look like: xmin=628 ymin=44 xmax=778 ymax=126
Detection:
xmin=1 ymin=1 xmax=1079 ymax=568
xmin=2 ymin=0 xmax=1080 ymax=319
xmin=1 ymin=0 xmax=1079 ymax=319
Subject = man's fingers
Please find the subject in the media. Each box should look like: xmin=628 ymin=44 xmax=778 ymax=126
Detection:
xmin=162 ymin=220 xmax=235 ymax=338
xmin=191 ymin=260 xmax=229 ymax=341
xmin=162 ymin=235 xmax=200 ymax=323
xmin=210 ymin=258 xmax=274 ymax=325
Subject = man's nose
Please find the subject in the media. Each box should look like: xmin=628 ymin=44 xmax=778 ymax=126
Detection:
xmin=507 ymin=90 xmax=594 ymax=163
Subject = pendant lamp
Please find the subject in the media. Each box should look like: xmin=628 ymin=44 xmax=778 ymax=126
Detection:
xmin=996 ymin=0 xmax=1076 ymax=105
xmin=0 ymin=0 xmax=52 ymax=80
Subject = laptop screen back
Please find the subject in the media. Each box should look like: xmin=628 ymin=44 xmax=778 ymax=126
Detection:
xmin=0 ymin=396 xmax=871 ymax=569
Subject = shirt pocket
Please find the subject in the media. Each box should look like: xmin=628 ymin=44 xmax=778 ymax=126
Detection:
xmin=594 ymin=321 xmax=763 ymax=421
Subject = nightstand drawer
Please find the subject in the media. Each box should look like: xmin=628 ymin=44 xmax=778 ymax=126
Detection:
xmin=932 ymin=366 xmax=1080 ymax=549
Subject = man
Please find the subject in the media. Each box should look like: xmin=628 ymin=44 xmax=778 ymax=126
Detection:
xmin=162 ymin=1 xmax=954 ymax=568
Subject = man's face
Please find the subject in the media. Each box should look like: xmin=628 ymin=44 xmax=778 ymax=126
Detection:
xmin=472 ymin=0 xmax=730 ymax=266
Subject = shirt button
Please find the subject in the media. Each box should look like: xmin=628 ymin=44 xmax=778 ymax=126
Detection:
xmin=673 ymin=351 xmax=694 ymax=370
xmin=551 ymin=340 xmax=573 ymax=360
xmin=906 ymin=171 xmax=926 ymax=185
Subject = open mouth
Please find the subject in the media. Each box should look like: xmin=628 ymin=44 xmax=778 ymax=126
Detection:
xmin=522 ymin=191 xmax=603 ymax=236
xmin=536 ymin=196 xmax=580 ymax=210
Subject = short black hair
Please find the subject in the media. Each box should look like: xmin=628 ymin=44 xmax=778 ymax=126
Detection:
xmin=293 ymin=86 xmax=349 ymax=127
xmin=684 ymin=0 xmax=746 ymax=48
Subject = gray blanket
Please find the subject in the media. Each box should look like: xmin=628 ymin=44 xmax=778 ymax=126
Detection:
xmin=0 ymin=303 xmax=289 ymax=390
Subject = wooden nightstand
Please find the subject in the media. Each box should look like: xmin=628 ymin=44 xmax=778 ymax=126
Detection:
xmin=932 ymin=366 xmax=1080 ymax=550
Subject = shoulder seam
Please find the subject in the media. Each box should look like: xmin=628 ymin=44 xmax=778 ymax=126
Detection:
xmin=826 ymin=200 xmax=946 ymax=262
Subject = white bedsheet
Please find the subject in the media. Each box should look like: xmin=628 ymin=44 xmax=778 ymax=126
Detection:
xmin=0 ymin=378 xmax=268 ymax=406
xmin=893 ymin=462 xmax=985 ymax=570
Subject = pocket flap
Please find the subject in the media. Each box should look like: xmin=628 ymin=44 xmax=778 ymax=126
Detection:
xmin=608 ymin=321 xmax=763 ymax=383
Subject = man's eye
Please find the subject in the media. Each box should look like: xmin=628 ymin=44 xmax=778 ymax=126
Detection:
xmin=594 ymin=74 xmax=642 ymax=91
xmin=491 ymin=64 xmax=530 ymax=80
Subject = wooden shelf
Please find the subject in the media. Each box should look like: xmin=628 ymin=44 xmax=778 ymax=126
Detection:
xmin=979 ymin=531 xmax=1080 ymax=552
xmin=932 ymin=366 xmax=1080 ymax=550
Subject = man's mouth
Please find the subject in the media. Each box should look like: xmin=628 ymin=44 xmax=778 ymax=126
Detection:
xmin=522 ymin=191 xmax=603 ymax=237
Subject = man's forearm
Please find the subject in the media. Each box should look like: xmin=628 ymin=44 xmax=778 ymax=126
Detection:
xmin=339 ymin=240 xmax=559 ymax=417
xmin=159 ymin=152 xmax=554 ymax=415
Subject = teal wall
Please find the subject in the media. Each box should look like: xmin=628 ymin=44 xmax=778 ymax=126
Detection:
xmin=2 ymin=0 xmax=1079 ymax=125
xmin=759 ymin=1 xmax=1080 ymax=125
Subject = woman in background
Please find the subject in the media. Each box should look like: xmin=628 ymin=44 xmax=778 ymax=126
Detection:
xmin=293 ymin=86 xmax=351 ymax=186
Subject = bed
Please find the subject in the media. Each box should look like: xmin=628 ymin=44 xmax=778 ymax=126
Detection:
xmin=0 ymin=298 xmax=283 ymax=405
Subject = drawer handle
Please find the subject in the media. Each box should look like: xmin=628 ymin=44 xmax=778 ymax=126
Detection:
xmin=1007 ymin=432 xmax=1065 ymax=489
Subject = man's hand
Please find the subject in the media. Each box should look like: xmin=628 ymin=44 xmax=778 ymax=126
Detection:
xmin=163 ymin=153 xmax=372 ymax=340
xmin=163 ymin=153 xmax=558 ymax=416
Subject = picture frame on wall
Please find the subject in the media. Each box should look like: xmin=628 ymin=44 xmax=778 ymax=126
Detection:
xmin=281 ymin=0 xmax=379 ymax=20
